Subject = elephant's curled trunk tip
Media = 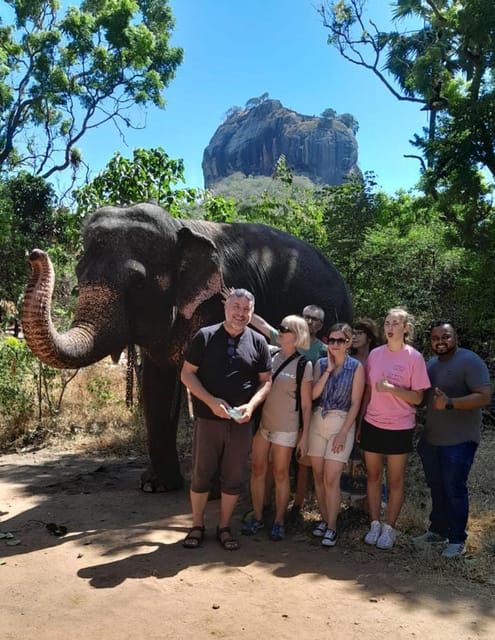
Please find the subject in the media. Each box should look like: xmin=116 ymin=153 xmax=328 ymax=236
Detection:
xmin=29 ymin=248 xmax=48 ymax=262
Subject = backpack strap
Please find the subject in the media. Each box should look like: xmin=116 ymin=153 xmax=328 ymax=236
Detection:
xmin=272 ymin=350 xmax=299 ymax=381
xmin=295 ymin=355 xmax=308 ymax=427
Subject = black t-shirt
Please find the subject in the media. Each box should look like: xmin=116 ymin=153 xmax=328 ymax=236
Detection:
xmin=185 ymin=323 xmax=272 ymax=419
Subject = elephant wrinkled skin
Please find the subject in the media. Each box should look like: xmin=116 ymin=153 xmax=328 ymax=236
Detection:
xmin=23 ymin=203 xmax=352 ymax=492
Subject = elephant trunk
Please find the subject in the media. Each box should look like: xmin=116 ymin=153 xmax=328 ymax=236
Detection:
xmin=22 ymin=249 xmax=119 ymax=369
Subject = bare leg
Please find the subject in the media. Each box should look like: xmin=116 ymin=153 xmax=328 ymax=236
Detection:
xmin=364 ymin=451 xmax=385 ymax=522
xmin=323 ymin=459 xmax=345 ymax=530
xmin=271 ymin=444 xmax=294 ymax=524
xmin=293 ymin=463 xmax=310 ymax=508
xmin=250 ymin=431 xmax=271 ymax=521
xmin=310 ymin=456 xmax=328 ymax=523
xmin=219 ymin=492 xmax=240 ymax=529
xmin=190 ymin=490 xmax=209 ymax=527
xmin=384 ymin=453 xmax=408 ymax=527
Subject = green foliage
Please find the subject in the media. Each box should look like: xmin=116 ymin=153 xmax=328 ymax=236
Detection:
xmin=321 ymin=108 xmax=337 ymax=119
xmin=0 ymin=172 xmax=61 ymax=301
xmin=320 ymin=0 xmax=495 ymax=203
xmin=0 ymin=338 xmax=35 ymax=444
xmin=87 ymin=376 xmax=115 ymax=411
xmin=0 ymin=0 xmax=183 ymax=178
xmin=74 ymin=147 xmax=197 ymax=219
xmin=336 ymin=112 xmax=359 ymax=134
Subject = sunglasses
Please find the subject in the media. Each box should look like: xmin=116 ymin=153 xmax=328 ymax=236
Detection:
xmin=278 ymin=325 xmax=293 ymax=334
xmin=327 ymin=337 xmax=349 ymax=345
xmin=303 ymin=314 xmax=322 ymax=323
xmin=227 ymin=337 xmax=236 ymax=357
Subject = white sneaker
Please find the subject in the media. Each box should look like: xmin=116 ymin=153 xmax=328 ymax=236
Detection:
xmin=321 ymin=528 xmax=337 ymax=547
xmin=412 ymin=531 xmax=448 ymax=545
xmin=364 ymin=520 xmax=382 ymax=545
xmin=376 ymin=523 xmax=396 ymax=550
xmin=312 ymin=520 xmax=327 ymax=537
xmin=441 ymin=542 xmax=466 ymax=558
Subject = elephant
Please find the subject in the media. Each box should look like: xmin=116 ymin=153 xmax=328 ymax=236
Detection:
xmin=22 ymin=203 xmax=352 ymax=492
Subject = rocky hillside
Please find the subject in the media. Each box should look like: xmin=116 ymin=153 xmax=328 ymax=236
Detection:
xmin=202 ymin=99 xmax=359 ymax=188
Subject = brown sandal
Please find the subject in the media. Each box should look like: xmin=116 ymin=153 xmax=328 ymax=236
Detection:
xmin=183 ymin=526 xmax=205 ymax=549
xmin=216 ymin=526 xmax=240 ymax=551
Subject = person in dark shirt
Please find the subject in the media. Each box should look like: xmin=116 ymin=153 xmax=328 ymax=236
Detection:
xmin=181 ymin=288 xmax=272 ymax=551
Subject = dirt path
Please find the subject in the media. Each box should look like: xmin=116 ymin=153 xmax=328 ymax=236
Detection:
xmin=1 ymin=449 xmax=494 ymax=640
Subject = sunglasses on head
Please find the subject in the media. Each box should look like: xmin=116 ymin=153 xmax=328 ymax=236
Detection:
xmin=278 ymin=325 xmax=293 ymax=334
xmin=227 ymin=336 xmax=236 ymax=357
xmin=327 ymin=337 xmax=349 ymax=345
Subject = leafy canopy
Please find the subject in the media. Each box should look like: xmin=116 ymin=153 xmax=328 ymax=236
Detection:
xmin=0 ymin=0 xmax=183 ymax=178
xmin=320 ymin=0 xmax=495 ymax=201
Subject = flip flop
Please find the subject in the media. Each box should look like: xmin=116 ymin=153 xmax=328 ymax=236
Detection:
xmin=216 ymin=526 xmax=240 ymax=551
xmin=182 ymin=525 xmax=205 ymax=549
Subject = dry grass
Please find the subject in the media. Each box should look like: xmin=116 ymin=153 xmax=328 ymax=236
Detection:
xmin=1 ymin=360 xmax=494 ymax=584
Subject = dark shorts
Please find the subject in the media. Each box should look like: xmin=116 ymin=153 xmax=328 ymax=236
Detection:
xmin=190 ymin=417 xmax=253 ymax=495
xmin=360 ymin=419 xmax=414 ymax=455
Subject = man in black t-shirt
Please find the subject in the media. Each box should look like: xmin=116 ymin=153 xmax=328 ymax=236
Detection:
xmin=181 ymin=288 xmax=272 ymax=550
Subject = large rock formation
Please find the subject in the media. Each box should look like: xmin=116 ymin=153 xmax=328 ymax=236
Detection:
xmin=202 ymin=99 xmax=359 ymax=188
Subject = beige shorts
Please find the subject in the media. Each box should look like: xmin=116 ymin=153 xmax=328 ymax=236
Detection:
xmin=259 ymin=428 xmax=298 ymax=448
xmin=308 ymin=410 xmax=355 ymax=462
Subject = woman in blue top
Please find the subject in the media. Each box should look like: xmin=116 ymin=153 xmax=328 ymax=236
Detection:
xmin=308 ymin=322 xmax=365 ymax=546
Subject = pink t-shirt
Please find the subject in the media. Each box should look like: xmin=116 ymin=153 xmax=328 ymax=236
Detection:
xmin=365 ymin=344 xmax=430 ymax=430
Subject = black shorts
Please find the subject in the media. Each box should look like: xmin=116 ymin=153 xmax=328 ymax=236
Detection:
xmin=360 ymin=420 xmax=414 ymax=455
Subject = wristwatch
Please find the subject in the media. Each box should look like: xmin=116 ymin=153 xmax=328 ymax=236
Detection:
xmin=445 ymin=398 xmax=454 ymax=410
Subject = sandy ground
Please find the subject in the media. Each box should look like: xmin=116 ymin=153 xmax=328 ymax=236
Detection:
xmin=1 ymin=449 xmax=494 ymax=640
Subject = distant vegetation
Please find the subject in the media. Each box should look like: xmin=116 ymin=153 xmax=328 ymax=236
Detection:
xmin=1 ymin=0 xmax=494 ymax=453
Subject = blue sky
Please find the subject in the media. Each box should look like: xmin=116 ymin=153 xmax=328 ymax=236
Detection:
xmin=80 ymin=0 xmax=428 ymax=195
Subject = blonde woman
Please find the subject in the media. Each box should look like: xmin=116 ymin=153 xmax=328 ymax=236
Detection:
xmin=243 ymin=315 xmax=313 ymax=541
xmin=308 ymin=322 xmax=365 ymax=547
xmin=359 ymin=308 xmax=430 ymax=550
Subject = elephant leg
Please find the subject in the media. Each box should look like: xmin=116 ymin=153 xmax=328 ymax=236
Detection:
xmin=140 ymin=356 xmax=184 ymax=492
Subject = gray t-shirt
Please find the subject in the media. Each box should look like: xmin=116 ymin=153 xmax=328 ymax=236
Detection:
xmin=260 ymin=352 xmax=313 ymax=433
xmin=424 ymin=348 xmax=490 ymax=445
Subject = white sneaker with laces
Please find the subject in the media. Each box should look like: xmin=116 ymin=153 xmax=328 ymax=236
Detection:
xmin=312 ymin=520 xmax=327 ymax=537
xmin=376 ymin=523 xmax=396 ymax=550
xmin=441 ymin=542 xmax=466 ymax=558
xmin=364 ymin=520 xmax=382 ymax=545
xmin=321 ymin=528 xmax=337 ymax=547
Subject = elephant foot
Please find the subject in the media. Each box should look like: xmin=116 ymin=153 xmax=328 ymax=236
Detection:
xmin=139 ymin=469 xmax=184 ymax=493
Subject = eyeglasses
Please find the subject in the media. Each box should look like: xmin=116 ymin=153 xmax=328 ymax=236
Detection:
xmin=227 ymin=337 xmax=236 ymax=357
xmin=303 ymin=314 xmax=322 ymax=323
xmin=278 ymin=325 xmax=293 ymax=334
xmin=327 ymin=337 xmax=349 ymax=345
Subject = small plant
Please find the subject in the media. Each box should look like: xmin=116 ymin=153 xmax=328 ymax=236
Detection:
xmin=0 ymin=337 xmax=36 ymax=446
xmin=87 ymin=376 xmax=115 ymax=411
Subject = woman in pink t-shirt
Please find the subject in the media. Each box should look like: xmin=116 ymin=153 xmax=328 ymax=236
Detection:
xmin=358 ymin=308 xmax=430 ymax=550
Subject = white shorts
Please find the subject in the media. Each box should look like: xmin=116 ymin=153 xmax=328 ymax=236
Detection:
xmin=308 ymin=410 xmax=355 ymax=462
xmin=259 ymin=428 xmax=298 ymax=448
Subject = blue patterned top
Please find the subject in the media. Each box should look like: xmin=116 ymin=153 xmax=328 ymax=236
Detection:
xmin=318 ymin=355 xmax=360 ymax=415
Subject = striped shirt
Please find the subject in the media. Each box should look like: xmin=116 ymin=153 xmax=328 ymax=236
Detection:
xmin=318 ymin=355 xmax=360 ymax=415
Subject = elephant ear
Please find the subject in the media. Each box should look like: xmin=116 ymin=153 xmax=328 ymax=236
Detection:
xmin=176 ymin=227 xmax=224 ymax=320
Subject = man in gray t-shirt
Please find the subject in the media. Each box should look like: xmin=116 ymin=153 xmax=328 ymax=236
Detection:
xmin=413 ymin=320 xmax=491 ymax=559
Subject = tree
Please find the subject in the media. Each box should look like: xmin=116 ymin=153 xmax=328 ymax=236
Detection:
xmin=320 ymin=108 xmax=337 ymax=119
xmin=319 ymin=1 xmax=495 ymax=198
xmin=336 ymin=112 xmax=359 ymax=134
xmin=0 ymin=172 xmax=61 ymax=301
xmin=0 ymin=0 xmax=183 ymax=179
xmin=75 ymin=147 xmax=197 ymax=218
